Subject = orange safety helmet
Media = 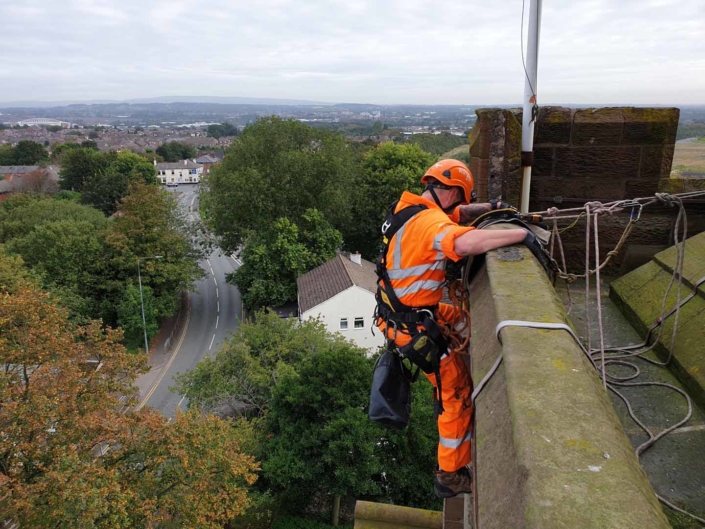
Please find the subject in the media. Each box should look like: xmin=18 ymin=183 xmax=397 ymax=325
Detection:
xmin=421 ymin=159 xmax=476 ymax=204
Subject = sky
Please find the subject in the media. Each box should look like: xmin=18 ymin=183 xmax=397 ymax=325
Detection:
xmin=1 ymin=0 xmax=704 ymax=106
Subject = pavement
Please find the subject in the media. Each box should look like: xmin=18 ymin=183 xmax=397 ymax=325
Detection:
xmin=561 ymin=277 xmax=705 ymax=517
xmin=134 ymin=184 xmax=243 ymax=419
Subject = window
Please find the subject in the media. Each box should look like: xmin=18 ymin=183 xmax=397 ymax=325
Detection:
xmin=339 ymin=318 xmax=348 ymax=330
xmin=354 ymin=317 xmax=364 ymax=329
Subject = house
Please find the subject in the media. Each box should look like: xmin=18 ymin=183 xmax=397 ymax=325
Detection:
xmin=0 ymin=165 xmax=59 ymax=201
xmin=154 ymin=159 xmax=203 ymax=184
xmin=297 ymin=252 xmax=384 ymax=353
xmin=195 ymin=155 xmax=219 ymax=175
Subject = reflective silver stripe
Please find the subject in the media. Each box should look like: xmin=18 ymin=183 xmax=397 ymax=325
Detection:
xmin=439 ymin=430 xmax=473 ymax=449
xmin=393 ymin=279 xmax=444 ymax=298
xmin=391 ymin=214 xmax=421 ymax=270
xmin=436 ymin=251 xmax=445 ymax=260
xmin=432 ymin=228 xmax=452 ymax=251
xmin=387 ymin=260 xmax=446 ymax=280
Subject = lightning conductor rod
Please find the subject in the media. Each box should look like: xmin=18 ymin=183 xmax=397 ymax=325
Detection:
xmin=520 ymin=0 xmax=543 ymax=213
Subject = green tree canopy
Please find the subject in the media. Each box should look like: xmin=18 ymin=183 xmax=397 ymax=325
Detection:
xmin=207 ymin=122 xmax=239 ymax=139
xmin=156 ymin=141 xmax=197 ymax=162
xmin=407 ymin=132 xmax=467 ymax=156
xmin=80 ymin=150 xmax=157 ymax=215
xmin=59 ymin=147 xmax=114 ymax=191
xmin=204 ymin=117 xmax=357 ymax=252
xmin=263 ymin=346 xmax=381 ymax=517
xmin=344 ymin=142 xmax=434 ymax=260
xmin=12 ymin=140 xmax=49 ymax=165
xmin=230 ymin=209 xmax=341 ymax=311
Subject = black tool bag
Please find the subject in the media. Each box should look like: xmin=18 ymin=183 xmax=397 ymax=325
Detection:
xmin=369 ymin=349 xmax=418 ymax=430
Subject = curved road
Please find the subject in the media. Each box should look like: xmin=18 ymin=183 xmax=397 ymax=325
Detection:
xmin=136 ymin=185 xmax=242 ymax=418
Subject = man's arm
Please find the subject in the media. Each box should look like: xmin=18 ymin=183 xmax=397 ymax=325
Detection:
xmin=453 ymin=228 xmax=527 ymax=257
xmin=456 ymin=200 xmax=511 ymax=225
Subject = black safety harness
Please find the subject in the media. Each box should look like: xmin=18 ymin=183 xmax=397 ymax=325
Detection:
xmin=374 ymin=201 xmax=449 ymax=416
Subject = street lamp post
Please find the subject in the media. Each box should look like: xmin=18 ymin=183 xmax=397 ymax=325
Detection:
xmin=137 ymin=256 xmax=163 ymax=355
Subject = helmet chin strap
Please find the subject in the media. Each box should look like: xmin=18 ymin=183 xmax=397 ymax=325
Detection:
xmin=425 ymin=184 xmax=463 ymax=214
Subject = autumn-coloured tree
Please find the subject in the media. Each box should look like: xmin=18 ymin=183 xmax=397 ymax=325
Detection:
xmin=0 ymin=271 xmax=258 ymax=528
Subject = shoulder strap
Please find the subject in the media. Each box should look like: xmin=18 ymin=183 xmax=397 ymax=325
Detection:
xmin=376 ymin=201 xmax=428 ymax=313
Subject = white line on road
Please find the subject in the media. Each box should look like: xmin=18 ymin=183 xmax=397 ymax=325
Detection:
xmin=213 ymin=277 xmax=217 ymax=286
xmin=216 ymin=316 xmax=219 ymax=329
xmin=217 ymin=301 xmax=220 ymax=312
xmin=210 ymin=267 xmax=214 ymax=275
xmin=209 ymin=334 xmax=216 ymax=350
xmin=207 ymin=259 xmax=211 ymax=266
xmin=216 ymin=288 xmax=219 ymax=298
xmin=177 ymin=394 xmax=187 ymax=409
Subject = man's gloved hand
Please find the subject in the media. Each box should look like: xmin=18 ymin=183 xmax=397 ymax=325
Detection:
xmin=490 ymin=199 xmax=515 ymax=211
xmin=522 ymin=230 xmax=552 ymax=273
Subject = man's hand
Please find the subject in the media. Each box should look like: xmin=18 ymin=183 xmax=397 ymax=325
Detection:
xmin=522 ymin=230 xmax=552 ymax=272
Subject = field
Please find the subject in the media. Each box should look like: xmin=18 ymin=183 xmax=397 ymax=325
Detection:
xmin=672 ymin=139 xmax=705 ymax=177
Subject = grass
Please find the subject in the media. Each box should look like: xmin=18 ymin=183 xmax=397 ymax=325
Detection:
xmin=439 ymin=144 xmax=470 ymax=163
xmin=663 ymin=502 xmax=705 ymax=529
xmin=671 ymin=141 xmax=705 ymax=176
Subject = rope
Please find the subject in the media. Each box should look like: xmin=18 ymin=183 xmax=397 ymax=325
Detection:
xmin=470 ymin=191 xmax=705 ymax=524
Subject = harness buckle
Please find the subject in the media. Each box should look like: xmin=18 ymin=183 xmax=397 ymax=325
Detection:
xmin=381 ymin=219 xmax=392 ymax=234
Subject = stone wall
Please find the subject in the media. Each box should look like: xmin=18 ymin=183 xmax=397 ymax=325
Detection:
xmin=468 ymin=244 xmax=670 ymax=529
xmin=467 ymin=106 xmax=705 ymax=273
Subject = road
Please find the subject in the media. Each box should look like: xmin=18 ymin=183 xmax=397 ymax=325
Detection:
xmin=136 ymin=184 xmax=242 ymax=418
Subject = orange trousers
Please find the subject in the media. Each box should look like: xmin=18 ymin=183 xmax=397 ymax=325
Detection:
xmin=425 ymin=349 xmax=473 ymax=472
xmin=379 ymin=303 xmax=473 ymax=472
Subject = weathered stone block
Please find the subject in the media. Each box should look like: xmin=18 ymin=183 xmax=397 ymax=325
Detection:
xmin=535 ymin=106 xmax=572 ymax=145
xmin=625 ymin=179 xmax=660 ymax=197
xmin=640 ymin=145 xmax=675 ymax=179
xmin=468 ymin=114 xmax=490 ymax=159
xmin=532 ymin=147 xmax=554 ymax=177
xmin=541 ymin=177 xmax=627 ymax=201
xmin=621 ymin=108 xmax=679 ymax=145
xmin=573 ymin=108 xmax=624 ymax=146
xmin=554 ymin=146 xmax=641 ymax=179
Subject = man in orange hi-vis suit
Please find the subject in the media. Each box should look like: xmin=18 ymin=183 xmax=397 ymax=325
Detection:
xmin=374 ymin=159 xmax=542 ymax=498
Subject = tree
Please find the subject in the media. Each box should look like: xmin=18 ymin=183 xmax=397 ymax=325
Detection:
xmin=81 ymin=139 xmax=99 ymax=149
xmin=230 ymin=209 xmax=341 ymax=311
xmin=103 ymin=181 xmax=203 ymax=322
xmin=0 ymin=145 xmax=14 ymax=164
xmin=11 ymin=168 xmax=59 ymax=195
xmin=263 ymin=346 xmax=382 ymax=525
xmin=117 ymin=282 xmax=159 ymax=349
xmin=59 ymin=147 xmax=114 ymax=191
xmin=156 ymin=141 xmax=196 ymax=162
xmin=207 ymin=122 xmax=239 ymax=139
xmin=11 ymin=140 xmax=49 ymax=165
xmin=50 ymin=141 xmax=81 ymax=163
xmin=204 ymin=117 xmax=357 ymax=252
xmin=88 ymin=130 xmax=100 ymax=139
xmin=80 ymin=150 xmax=157 ymax=215
xmin=343 ymin=142 xmax=434 ymax=260
xmin=0 ymin=272 xmax=258 ymax=528
xmin=174 ymin=311 xmax=342 ymax=417
xmin=407 ymin=132 xmax=467 ymax=156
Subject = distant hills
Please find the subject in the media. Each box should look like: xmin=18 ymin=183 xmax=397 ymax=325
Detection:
xmin=0 ymin=96 xmax=337 ymax=108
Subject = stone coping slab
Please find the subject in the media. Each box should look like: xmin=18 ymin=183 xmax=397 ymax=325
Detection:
xmin=469 ymin=246 xmax=669 ymax=528
xmin=353 ymin=500 xmax=442 ymax=529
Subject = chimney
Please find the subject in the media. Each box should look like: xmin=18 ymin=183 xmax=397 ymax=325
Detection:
xmin=183 ymin=159 xmax=187 ymax=165
xmin=153 ymin=159 xmax=157 ymax=166
xmin=350 ymin=251 xmax=362 ymax=266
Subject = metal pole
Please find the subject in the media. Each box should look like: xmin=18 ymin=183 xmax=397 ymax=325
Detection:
xmin=137 ymin=258 xmax=150 ymax=355
xmin=519 ymin=0 xmax=543 ymax=213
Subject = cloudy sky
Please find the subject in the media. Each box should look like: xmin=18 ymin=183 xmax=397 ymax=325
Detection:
xmin=1 ymin=0 xmax=703 ymax=105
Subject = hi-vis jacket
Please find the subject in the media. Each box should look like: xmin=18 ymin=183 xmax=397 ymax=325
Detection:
xmin=376 ymin=191 xmax=474 ymax=346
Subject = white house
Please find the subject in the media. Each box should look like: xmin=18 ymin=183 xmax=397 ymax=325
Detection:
xmin=154 ymin=159 xmax=203 ymax=184
xmin=297 ymin=252 xmax=384 ymax=353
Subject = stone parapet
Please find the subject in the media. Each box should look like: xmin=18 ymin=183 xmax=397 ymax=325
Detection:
xmin=354 ymin=500 xmax=442 ymax=529
xmin=610 ymin=231 xmax=705 ymax=409
xmin=468 ymin=245 xmax=669 ymax=528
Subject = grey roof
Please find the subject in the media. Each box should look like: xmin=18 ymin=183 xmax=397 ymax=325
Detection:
xmin=297 ymin=253 xmax=377 ymax=314
xmin=0 ymin=165 xmax=39 ymax=175
xmin=196 ymin=155 xmax=218 ymax=164
xmin=156 ymin=160 xmax=200 ymax=170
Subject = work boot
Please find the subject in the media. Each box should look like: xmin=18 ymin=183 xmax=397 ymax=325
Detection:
xmin=434 ymin=466 xmax=473 ymax=498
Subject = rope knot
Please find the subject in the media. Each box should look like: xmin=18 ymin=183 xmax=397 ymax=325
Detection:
xmin=655 ymin=193 xmax=677 ymax=207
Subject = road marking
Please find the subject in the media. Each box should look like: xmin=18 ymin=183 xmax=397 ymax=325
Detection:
xmin=177 ymin=394 xmax=187 ymax=409
xmin=210 ymin=267 xmax=214 ymax=275
xmin=213 ymin=277 xmax=217 ymax=285
xmin=216 ymin=288 xmax=219 ymax=298
xmin=217 ymin=301 xmax=220 ymax=312
xmin=207 ymin=259 xmax=211 ymax=266
xmin=216 ymin=315 xmax=219 ymax=329
xmin=136 ymin=296 xmax=191 ymax=411
xmin=209 ymin=334 xmax=216 ymax=350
